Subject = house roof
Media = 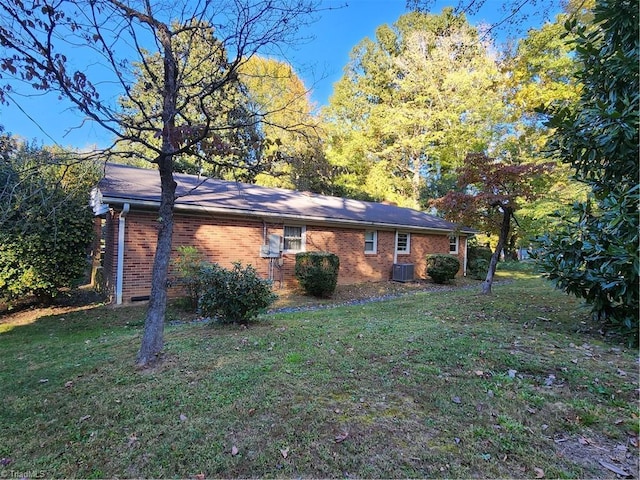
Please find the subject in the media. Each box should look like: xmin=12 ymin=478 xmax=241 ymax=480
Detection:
xmin=94 ymin=162 xmax=475 ymax=234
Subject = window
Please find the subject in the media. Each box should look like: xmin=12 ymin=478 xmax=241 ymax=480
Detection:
xmin=364 ymin=230 xmax=377 ymax=254
xmin=283 ymin=225 xmax=305 ymax=252
xmin=396 ymin=232 xmax=410 ymax=254
xmin=449 ymin=235 xmax=459 ymax=254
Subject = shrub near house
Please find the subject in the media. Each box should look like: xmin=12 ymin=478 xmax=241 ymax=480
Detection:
xmin=426 ymin=254 xmax=460 ymax=284
xmin=198 ymin=262 xmax=277 ymax=324
xmin=295 ymin=251 xmax=340 ymax=298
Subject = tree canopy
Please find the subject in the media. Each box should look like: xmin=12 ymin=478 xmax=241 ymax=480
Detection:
xmin=323 ymin=9 xmax=505 ymax=207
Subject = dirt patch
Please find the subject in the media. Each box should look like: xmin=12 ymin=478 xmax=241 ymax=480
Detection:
xmin=554 ymin=432 xmax=639 ymax=478
xmin=0 ymin=285 xmax=106 ymax=327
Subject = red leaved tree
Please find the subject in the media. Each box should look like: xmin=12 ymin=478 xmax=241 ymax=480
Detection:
xmin=431 ymin=152 xmax=553 ymax=294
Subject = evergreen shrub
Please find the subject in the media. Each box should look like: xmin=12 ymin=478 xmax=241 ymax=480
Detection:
xmin=294 ymin=251 xmax=340 ymax=297
xmin=198 ymin=261 xmax=276 ymax=324
xmin=426 ymin=254 xmax=460 ymax=284
xmin=467 ymin=245 xmax=492 ymax=280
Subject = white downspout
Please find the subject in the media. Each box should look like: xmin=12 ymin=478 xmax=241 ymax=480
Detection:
xmin=463 ymin=236 xmax=468 ymax=276
xmin=116 ymin=203 xmax=130 ymax=305
xmin=393 ymin=230 xmax=398 ymax=265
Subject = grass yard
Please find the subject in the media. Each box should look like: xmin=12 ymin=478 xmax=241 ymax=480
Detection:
xmin=0 ymin=268 xmax=638 ymax=478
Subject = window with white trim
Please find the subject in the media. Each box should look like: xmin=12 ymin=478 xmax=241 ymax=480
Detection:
xmin=449 ymin=235 xmax=459 ymax=254
xmin=396 ymin=232 xmax=410 ymax=254
xmin=364 ymin=230 xmax=377 ymax=254
xmin=283 ymin=225 xmax=305 ymax=252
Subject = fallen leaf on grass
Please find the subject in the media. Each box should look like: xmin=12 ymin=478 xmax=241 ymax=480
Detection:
xmin=231 ymin=445 xmax=239 ymax=456
xmin=598 ymin=460 xmax=632 ymax=478
xmin=533 ymin=467 xmax=545 ymax=478
xmin=335 ymin=431 xmax=349 ymax=443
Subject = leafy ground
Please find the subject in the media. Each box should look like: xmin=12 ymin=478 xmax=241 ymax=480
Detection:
xmin=0 ymin=266 xmax=638 ymax=479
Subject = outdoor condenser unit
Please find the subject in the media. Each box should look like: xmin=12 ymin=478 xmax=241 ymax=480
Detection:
xmin=392 ymin=263 xmax=414 ymax=282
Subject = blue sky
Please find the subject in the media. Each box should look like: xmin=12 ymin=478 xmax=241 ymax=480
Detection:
xmin=0 ymin=0 xmax=558 ymax=150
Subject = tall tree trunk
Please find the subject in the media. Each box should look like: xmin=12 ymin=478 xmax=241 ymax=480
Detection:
xmin=136 ymin=22 xmax=178 ymax=368
xmin=411 ymin=157 xmax=422 ymax=209
xmin=482 ymin=206 xmax=513 ymax=295
xmin=136 ymin=157 xmax=176 ymax=367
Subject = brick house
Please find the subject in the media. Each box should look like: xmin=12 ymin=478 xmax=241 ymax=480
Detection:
xmin=91 ymin=163 xmax=474 ymax=304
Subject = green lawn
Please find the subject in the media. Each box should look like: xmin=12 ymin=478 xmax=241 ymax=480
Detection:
xmin=1 ymin=270 xmax=638 ymax=478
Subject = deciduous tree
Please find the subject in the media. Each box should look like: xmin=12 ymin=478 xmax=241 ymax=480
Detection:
xmin=0 ymin=0 xmax=321 ymax=367
xmin=431 ymin=152 xmax=552 ymax=294
xmin=241 ymin=56 xmax=332 ymax=193
xmin=498 ymin=5 xmax=590 ymax=251
xmin=323 ymin=9 xmax=504 ymax=207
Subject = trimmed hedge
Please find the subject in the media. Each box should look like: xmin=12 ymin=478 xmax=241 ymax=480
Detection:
xmin=426 ymin=254 xmax=460 ymax=284
xmin=294 ymin=251 xmax=340 ymax=298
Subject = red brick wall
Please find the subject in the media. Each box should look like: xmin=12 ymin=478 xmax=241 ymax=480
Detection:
xmin=101 ymin=207 xmax=468 ymax=303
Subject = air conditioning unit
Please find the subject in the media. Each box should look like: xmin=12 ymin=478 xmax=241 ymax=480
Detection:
xmin=392 ymin=263 xmax=414 ymax=282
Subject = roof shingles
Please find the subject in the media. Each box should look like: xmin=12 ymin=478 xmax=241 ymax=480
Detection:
xmin=97 ymin=163 xmax=473 ymax=234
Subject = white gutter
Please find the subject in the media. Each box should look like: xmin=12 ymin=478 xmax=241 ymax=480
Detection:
xmin=115 ymin=203 xmax=130 ymax=305
xmin=99 ymin=195 xmax=476 ymax=236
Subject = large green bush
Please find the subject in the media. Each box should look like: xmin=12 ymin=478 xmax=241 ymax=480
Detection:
xmin=198 ymin=261 xmax=276 ymax=324
xmin=0 ymin=209 xmax=94 ymax=301
xmin=294 ymin=251 xmax=340 ymax=297
xmin=426 ymin=254 xmax=460 ymax=284
xmin=0 ymin=139 xmax=97 ymax=302
xmin=535 ymin=0 xmax=639 ymax=344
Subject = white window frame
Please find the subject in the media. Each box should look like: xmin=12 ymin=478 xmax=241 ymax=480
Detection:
xmin=449 ymin=235 xmax=459 ymax=254
xmin=283 ymin=225 xmax=306 ymax=253
xmin=396 ymin=232 xmax=410 ymax=254
xmin=364 ymin=230 xmax=377 ymax=254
